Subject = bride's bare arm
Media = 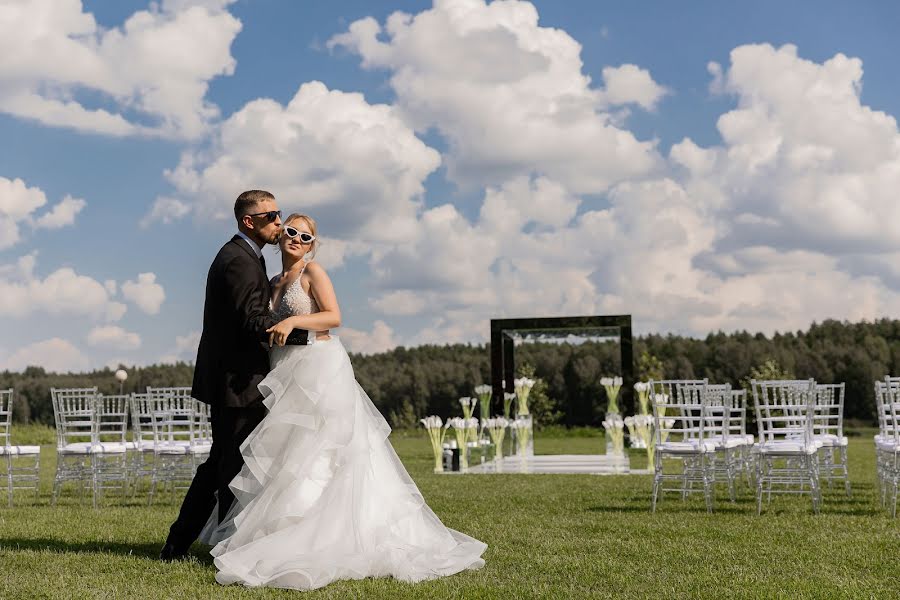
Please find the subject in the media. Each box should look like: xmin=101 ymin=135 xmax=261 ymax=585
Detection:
xmin=266 ymin=263 xmax=341 ymax=345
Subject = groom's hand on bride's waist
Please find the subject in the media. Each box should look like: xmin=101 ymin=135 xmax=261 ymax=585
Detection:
xmin=267 ymin=321 xmax=310 ymax=347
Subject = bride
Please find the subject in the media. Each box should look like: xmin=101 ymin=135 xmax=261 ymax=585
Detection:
xmin=205 ymin=213 xmax=487 ymax=590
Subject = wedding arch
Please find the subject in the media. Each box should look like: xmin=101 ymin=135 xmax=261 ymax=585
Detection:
xmin=489 ymin=315 xmax=635 ymax=415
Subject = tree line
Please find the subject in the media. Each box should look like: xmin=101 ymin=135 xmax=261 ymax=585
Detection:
xmin=3 ymin=318 xmax=898 ymax=428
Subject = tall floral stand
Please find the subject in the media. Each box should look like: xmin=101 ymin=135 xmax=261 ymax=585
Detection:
xmin=601 ymin=377 xmax=628 ymax=473
xmin=512 ymin=415 xmax=534 ymax=458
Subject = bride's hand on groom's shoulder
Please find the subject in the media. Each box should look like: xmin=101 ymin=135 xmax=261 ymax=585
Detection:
xmin=266 ymin=319 xmax=295 ymax=347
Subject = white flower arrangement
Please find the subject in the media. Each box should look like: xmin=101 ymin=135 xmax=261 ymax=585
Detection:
xmin=600 ymin=376 xmax=623 ymax=415
xmin=633 ymin=414 xmax=655 ymax=466
xmin=513 ymin=377 xmax=536 ymax=416
xmin=509 ymin=417 xmax=532 ymax=457
xmin=458 ymin=397 xmax=478 ymax=443
xmin=466 ymin=417 xmax=479 ymax=447
xmin=634 ymin=381 xmax=651 ymax=415
xmin=420 ymin=416 xmax=449 ymax=473
xmin=624 ymin=415 xmax=639 ymax=447
xmin=502 ymin=392 xmax=517 ymax=419
xmin=483 ymin=417 xmax=509 ymax=461
xmin=653 ymin=393 xmax=669 ymax=418
xmin=447 ymin=417 xmax=477 ymax=470
xmin=474 ymin=384 xmax=492 ymax=422
xmin=602 ymin=413 xmax=625 ymax=455
xmin=459 ymin=396 xmax=477 ymax=419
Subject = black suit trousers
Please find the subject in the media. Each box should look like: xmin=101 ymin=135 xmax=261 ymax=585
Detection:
xmin=166 ymin=402 xmax=267 ymax=550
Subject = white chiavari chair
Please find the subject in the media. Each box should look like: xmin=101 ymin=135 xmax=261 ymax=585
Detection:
xmin=812 ymin=383 xmax=850 ymax=497
xmin=128 ymin=392 xmax=156 ymax=495
xmin=701 ymin=383 xmax=742 ymax=501
xmin=146 ymin=388 xmax=210 ymax=504
xmin=875 ymin=377 xmax=900 ymax=516
xmin=147 ymin=386 xmax=211 ymax=444
xmin=51 ymin=387 xmax=98 ymax=506
xmin=728 ymin=389 xmax=754 ymax=484
xmin=650 ymin=379 xmax=715 ymax=512
xmin=0 ymin=389 xmax=40 ymax=506
xmin=751 ymin=379 xmax=822 ymax=514
xmin=93 ymin=394 xmax=131 ymax=503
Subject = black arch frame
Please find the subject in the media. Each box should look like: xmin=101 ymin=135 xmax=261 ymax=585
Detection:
xmin=490 ymin=315 xmax=634 ymax=416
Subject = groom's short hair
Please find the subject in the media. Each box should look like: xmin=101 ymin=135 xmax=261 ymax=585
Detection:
xmin=234 ymin=190 xmax=275 ymax=221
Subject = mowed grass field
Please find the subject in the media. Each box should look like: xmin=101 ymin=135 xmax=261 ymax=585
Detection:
xmin=0 ymin=427 xmax=897 ymax=599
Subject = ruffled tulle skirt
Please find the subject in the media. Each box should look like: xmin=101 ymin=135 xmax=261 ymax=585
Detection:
xmin=206 ymin=337 xmax=486 ymax=590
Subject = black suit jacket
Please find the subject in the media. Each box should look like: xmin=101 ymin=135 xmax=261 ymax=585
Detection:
xmin=191 ymin=236 xmax=302 ymax=408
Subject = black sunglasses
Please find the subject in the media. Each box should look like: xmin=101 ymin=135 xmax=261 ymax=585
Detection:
xmin=283 ymin=226 xmax=316 ymax=244
xmin=246 ymin=210 xmax=282 ymax=222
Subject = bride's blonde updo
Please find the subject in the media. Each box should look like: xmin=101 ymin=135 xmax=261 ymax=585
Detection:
xmin=283 ymin=213 xmax=319 ymax=260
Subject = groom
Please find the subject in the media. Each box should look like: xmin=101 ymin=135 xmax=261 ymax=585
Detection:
xmin=160 ymin=189 xmax=308 ymax=561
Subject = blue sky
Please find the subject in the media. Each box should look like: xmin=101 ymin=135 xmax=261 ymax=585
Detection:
xmin=2 ymin=0 xmax=900 ymax=372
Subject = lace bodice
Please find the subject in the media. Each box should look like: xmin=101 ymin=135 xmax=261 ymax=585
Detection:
xmin=270 ymin=269 xmax=319 ymax=322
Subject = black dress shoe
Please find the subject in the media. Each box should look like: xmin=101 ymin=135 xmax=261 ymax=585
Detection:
xmin=159 ymin=542 xmax=189 ymax=562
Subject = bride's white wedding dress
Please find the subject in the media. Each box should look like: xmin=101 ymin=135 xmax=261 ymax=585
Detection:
xmin=206 ymin=270 xmax=487 ymax=590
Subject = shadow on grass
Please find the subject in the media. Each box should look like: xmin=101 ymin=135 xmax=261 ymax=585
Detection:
xmin=587 ymin=489 xmax=883 ymax=515
xmin=0 ymin=537 xmax=216 ymax=565
xmin=595 ymin=504 xmax=757 ymax=515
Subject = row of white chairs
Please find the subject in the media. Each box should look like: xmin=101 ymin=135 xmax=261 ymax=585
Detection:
xmin=50 ymin=386 xmax=210 ymax=507
xmin=649 ymin=379 xmax=848 ymax=514
xmin=874 ymin=376 xmax=900 ymax=517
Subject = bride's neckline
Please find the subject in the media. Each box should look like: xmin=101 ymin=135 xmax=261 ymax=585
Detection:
xmin=271 ymin=263 xmax=308 ymax=314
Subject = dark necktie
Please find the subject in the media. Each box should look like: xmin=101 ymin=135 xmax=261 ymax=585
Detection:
xmin=259 ymin=254 xmax=266 ymax=273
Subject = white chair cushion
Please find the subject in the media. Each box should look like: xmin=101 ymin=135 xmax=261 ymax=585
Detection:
xmin=875 ymin=438 xmax=900 ymax=452
xmin=657 ymin=440 xmax=715 ymax=453
xmin=710 ymin=437 xmax=746 ymax=449
xmin=754 ymin=441 xmax=819 ymax=455
xmin=95 ymin=442 xmax=129 ymax=453
xmin=154 ymin=443 xmax=188 ymax=455
xmin=59 ymin=441 xmax=130 ymax=454
xmin=815 ymin=434 xmax=848 ymax=447
xmin=0 ymin=445 xmax=40 ymax=456
xmin=58 ymin=442 xmax=99 ymax=455
xmin=154 ymin=442 xmax=211 ymax=455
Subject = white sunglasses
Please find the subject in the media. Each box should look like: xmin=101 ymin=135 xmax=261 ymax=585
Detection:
xmin=283 ymin=226 xmax=316 ymax=244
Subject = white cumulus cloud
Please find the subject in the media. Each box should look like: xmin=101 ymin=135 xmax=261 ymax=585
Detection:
xmin=328 ymin=0 xmax=663 ymax=192
xmin=140 ymin=196 xmax=192 ymax=227
xmin=1 ymin=338 xmax=90 ymax=373
xmin=86 ymin=326 xmax=142 ymax=350
xmin=0 ymin=177 xmax=86 ymax=247
xmin=600 ymin=64 xmax=668 ymax=111
xmin=159 ymin=330 xmax=201 ymax=364
xmin=0 ymin=0 xmax=241 ymax=139
xmin=340 ymin=320 xmax=398 ymax=355
xmin=157 ymin=81 xmax=441 ymax=243
xmin=34 ymin=195 xmax=86 ymax=229
xmin=0 ymin=255 xmax=126 ymax=321
xmin=685 ymin=43 xmax=900 ymax=253
xmin=122 ymin=273 xmax=166 ymax=315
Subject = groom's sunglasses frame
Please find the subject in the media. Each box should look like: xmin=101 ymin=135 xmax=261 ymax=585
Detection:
xmin=246 ymin=210 xmax=282 ymax=222
xmin=283 ymin=226 xmax=316 ymax=244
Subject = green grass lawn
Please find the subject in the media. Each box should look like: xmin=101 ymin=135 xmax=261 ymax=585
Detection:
xmin=0 ymin=427 xmax=897 ymax=599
